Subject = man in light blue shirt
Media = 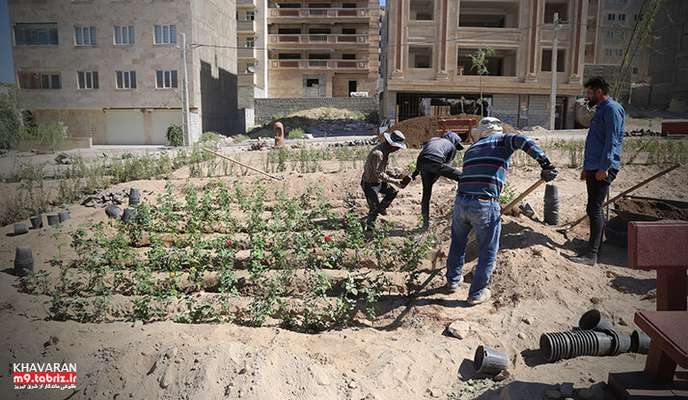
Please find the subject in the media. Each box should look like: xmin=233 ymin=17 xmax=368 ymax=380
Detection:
xmin=571 ymin=77 xmax=625 ymax=266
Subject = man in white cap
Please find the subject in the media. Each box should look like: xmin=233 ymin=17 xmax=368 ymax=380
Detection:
xmin=446 ymin=117 xmax=558 ymax=305
xmin=361 ymin=130 xmax=407 ymax=229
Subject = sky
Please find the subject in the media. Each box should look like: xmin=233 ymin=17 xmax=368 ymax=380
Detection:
xmin=0 ymin=0 xmax=13 ymax=83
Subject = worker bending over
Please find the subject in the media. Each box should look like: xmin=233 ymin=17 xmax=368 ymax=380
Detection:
xmin=412 ymin=130 xmax=464 ymax=230
xmin=446 ymin=117 xmax=558 ymax=305
xmin=361 ymin=130 xmax=407 ymax=229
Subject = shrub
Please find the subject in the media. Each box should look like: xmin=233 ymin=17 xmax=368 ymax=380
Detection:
xmin=23 ymin=122 xmax=68 ymax=152
xmin=0 ymin=90 xmax=24 ymax=149
xmin=232 ymin=134 xmax=250 ymax=143
xmin=166 ymin=124 xmax=184 ymax=147
xmin=288 ymin=128 xmax=305 ymax=139
xmin=200 ymin=131 xmax=223 ymax=143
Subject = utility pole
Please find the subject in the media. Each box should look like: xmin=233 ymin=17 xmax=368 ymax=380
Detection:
xmin=181 ymin=32 xmax=191 ymax=146
xmin=549 ymin=12 xmax=560 ymax=130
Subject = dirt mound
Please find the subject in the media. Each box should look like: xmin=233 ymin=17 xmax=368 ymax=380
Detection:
xmin=614 ymin=196 xmax=688 ymax=220
xmin=387 ymin=115 xmax=518 ymax=148
xmin=286 ymin=107 xmax=367 ymax=120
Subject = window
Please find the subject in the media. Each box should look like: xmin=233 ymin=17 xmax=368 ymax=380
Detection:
xmin=18 ymin=72 xmax=61 ymax=89
xmin=154 ymin=24 xmax=176 ymax=45
xmin=606 ymin=31 xmax=614 ymax=40
xmin=541 ymin=49 xmax=566 ymax=72
xmin=409 ymin=46 xmax=433 ymax=68
xmin=634 ymin=14 xmax=641 ymax=21
xmin=618 ymin=13 xmax=626 ymax=22
xmin=544 ymin=1 xmax=568 ymax=23
xmin=246 ymin=11 xmax=256 ymax=21
xmin=116 ymin=70 xmax=136 ymax=89
xmin=614 ymin=48 xmax=624 ymax=57
xmin=342 ymin=28 xmax=356 ymax=34
xmin=75 ymin=26 xmax=96 ymax=46
xmin=14 ymin=23 xmax=58 ymax=45
xmin=632 ymin=67 xmax=639 ymax=74
xmin=306 ymin=78 xmax=319 ymax=87
xmin=77 ymin=71 xmax=99 ymax=89
xmin=156 ymin=70 xmax=178 ymax=88
xmin=342 ymin=53 xmax=356 ymax=60
xmin=410 ymin=0 xmax=434 ymax=21
xmin=114 ymin=25 xmax=135 ymax=45
xmin=608 ymin=13 xmax=616 ymax=21
xmin=604 ymin=48 xmax=613 ymax=57
xmin=245 ymin=37 xmax=255 ymax=48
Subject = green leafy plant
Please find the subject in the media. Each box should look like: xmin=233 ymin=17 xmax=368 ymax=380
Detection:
xmin=288 ymin=128 xmax=305 ymax=140
xmin=166 ymin=124 xmax=184 ymax=147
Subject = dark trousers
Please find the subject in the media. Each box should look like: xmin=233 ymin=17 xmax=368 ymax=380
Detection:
xmin=585 ymin=169 xmax=618 ymax=255
xmin=419 ymin=160 xmax=462 ymax=225
xmin=361 ymin=181 xmax=398 ymax=226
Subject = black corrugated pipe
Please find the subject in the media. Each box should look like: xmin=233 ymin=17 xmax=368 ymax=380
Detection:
xmin=543 ymin=184 xmax=560 ymax=225
xmin=539 ymin=330 xmax=614 ymax=362
xmin=578 ymin=309 xmax=613 ymax=331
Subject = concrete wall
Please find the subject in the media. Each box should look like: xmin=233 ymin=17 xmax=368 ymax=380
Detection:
xmin=527 ymin=95 xmax=550 ymax=128
xmin=254 ymin=97 xmax=378 ymax=125
xmin=491 ymin=94 xmax=519 ymax=127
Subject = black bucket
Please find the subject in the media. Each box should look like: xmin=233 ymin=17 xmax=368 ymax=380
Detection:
xmin=14 ymin=247 xmax=34 ymax=277
xmin=58 ymin=211 xmax=70 ymax=222
xmin=14 ymin=223 xmax=29 ymax=235
xmin=129 ymin=188 xmax=141 ymax=207
xmin=30 ymin=215 xmax=43 ymax=229
xmin=543 ymin=184 xmax=560 ymax=225
xmin=105 ymin=205 xmax=122 ymax=219
xmin=47 ymin=213 xmax=60 ymax=226
xmin=579 ymin=309 xmax=613 ymax=331
xmin=473 ymin=345 xmax=509 ymax=376
xmin=630 ymin=330 xmax=651 ymax=354
xmin=122 ymin=208 xmax=137 ymax=224
xmin=540 ymin=330 xmax=614 ymax=362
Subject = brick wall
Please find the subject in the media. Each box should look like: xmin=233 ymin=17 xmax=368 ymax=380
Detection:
xmin=254 ymin=97 xmax=379 ymax=125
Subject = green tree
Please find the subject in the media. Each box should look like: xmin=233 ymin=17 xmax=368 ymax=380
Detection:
xmin=470 ymin=48 xmax=496 ymax=116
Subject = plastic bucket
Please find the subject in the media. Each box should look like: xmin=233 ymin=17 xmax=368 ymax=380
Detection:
xmin=14 ymin=247 xmax=34 ymax=277
xmin=473 ymin=345 xmax=509 ymax=376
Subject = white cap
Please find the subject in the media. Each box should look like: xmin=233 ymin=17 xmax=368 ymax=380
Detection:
xmin=383 ymin=130 xmax=407 ymax=149
xmin=472 ymin=117 xmax=504 ymax=139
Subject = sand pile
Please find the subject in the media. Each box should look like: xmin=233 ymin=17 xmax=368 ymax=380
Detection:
xmin=387 ymin=115 xmax=518 ymax=148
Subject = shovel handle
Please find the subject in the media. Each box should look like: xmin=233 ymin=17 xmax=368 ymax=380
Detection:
xmin=501 ymin=179 xmax=545 ymax=215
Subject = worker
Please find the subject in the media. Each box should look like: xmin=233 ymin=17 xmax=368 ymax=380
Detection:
xmin=570 ymin=77 xmax=625 ymax=266
xmin=445 ymin=117 xmax=558 ymax=305
xmin=411 ymin=130 xmax=464 ymax=230
xmin=361 ymin=130 xmax=407 ymax=229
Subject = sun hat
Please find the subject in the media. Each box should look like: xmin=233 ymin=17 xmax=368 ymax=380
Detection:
xmin=383 ymin=130 xmax=407 ymax=149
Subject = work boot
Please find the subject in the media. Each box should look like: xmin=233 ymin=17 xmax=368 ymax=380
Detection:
xmin=569 ymin=252 xmax=598 ymax=267
xmin=445 ymin=276 xmax=464 ymax=293
xmin=467 ymin=289 xmax=491 ymax=306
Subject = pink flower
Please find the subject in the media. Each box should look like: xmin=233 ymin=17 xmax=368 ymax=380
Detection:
xmin=225 ymin=239 xmax=233 ymax=248
xmin=324 ymin=235 xmax=333 ymax=242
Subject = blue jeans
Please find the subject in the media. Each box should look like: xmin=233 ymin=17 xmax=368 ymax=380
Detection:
xmin=445 ymin=195 xmax=501 ymax=298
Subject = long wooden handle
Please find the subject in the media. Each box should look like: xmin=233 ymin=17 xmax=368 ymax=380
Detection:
xmin=558 ymin=164 xmax=681 ymax=231
xmin=501 ymin=179 xmax=545 ymax=214
xmin=202 ymin=147 xmax=284 ymax=181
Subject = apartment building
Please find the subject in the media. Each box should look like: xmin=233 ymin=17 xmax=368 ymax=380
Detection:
xmin=9 ymin=0 xmax=237 ymax=145
xmin=236 ymin=0 xmax=268 ymax=130
xmin=382 ymin=0 xmax=589 ymax=129
xmin=585 ymin=0 xmax=650 ymax=84
xmin=265 ymin=0 xmax=380 ymax=98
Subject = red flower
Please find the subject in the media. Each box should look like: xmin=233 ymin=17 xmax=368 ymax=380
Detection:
xmin=324 ymin=235 xmax=333 ymax=242
xmin=225 ymin=239 xmax=233 ymax=248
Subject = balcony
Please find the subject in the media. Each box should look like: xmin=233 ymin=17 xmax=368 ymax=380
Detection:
xmin=268 ymin=8 xmax=369 ymax=21
xmin=238 ymin=47 xmax=256 ymax=58
xmin=239 ymin=72 xmax=256 ymax=86
xmin=237 ymin=20 xmax=255 ymax=33
xmin=269 ymin=59 xmax=369 ymax=71
xmin=268 ymin=34 xmax=369 ymax=47
xmin=237 ymin=0 xmax=255 ymax=7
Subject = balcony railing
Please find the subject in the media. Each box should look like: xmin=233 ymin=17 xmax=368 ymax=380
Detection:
xmin=237 ymin=0 xmax=255 ymax=7
xmin=269 ymin=59 xmax=369 ymax=70
xmin=238 ymin=47 xmax=255 ymax=58
xmin=269 ymin=8 xmax=369 ymax=18
xmin=237 ymin=20 xmax=255 ymax=32
xmin=268 ymin=34 xmax=368 ymax=45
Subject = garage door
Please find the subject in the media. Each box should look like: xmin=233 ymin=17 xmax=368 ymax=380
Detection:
xmin=104 ymin=110 xmax=145 ymax=145
xmin=151 ymin=110 xmax=182 ymax=145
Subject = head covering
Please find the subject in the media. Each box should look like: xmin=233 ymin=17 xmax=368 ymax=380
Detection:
xmin=442 ymin=131 xmax=464 ymax=150
xmin=383 ymin=130 xmax=407 ymax=149
xmin=471 ymin=117 xmax=504 ymax=141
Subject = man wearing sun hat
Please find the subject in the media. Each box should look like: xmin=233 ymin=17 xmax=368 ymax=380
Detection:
xmin=361 ymin=130 xmax=407 ymax=229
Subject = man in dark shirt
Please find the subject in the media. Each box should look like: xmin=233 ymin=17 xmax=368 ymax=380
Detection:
xmin=411 ymin=131 xmax=464 ymax=230
xmin=571 ymin=77 xmax=625 ymax=266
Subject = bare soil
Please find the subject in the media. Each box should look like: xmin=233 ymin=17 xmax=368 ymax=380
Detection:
xmin=1 ymin=147 xmax=687 ymax=400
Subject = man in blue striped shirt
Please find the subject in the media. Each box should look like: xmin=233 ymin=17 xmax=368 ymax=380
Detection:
xmin=446 ymin=117 xmax=558 ymax=305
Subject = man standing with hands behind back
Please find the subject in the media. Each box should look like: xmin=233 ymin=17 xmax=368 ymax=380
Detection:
xmin=571 ymin=77 xmax=625 ymax=266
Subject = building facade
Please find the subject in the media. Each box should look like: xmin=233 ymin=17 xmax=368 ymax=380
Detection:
xmin=9 ymin=0 xmax=238 ymax=145
xmin=236 ymin=0 xmax=268 ymax=131
xmin=382 ymin=0 xmax=589 ymax=129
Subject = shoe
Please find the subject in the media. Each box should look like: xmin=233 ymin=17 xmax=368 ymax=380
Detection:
xmin=378 ymin=208 xmax=387 ymax=216
xmin=445 ymin=276 xmax=464 ymax=293
xmin=569 ymin=253 xmax=598 ymax=266
xmin=467 ymin=289 xmax=491 ymax=306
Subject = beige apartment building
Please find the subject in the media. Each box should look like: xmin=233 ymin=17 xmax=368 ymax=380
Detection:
xmin=382 ymin=0 xmax=589 ymax=129
xmin=9 ymin=0 xmax=237 ymax=145
xmin=236 ymin=0 xmax=268 ymax=130
xmin=265 ymin=0 xmax=381 ymax=98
